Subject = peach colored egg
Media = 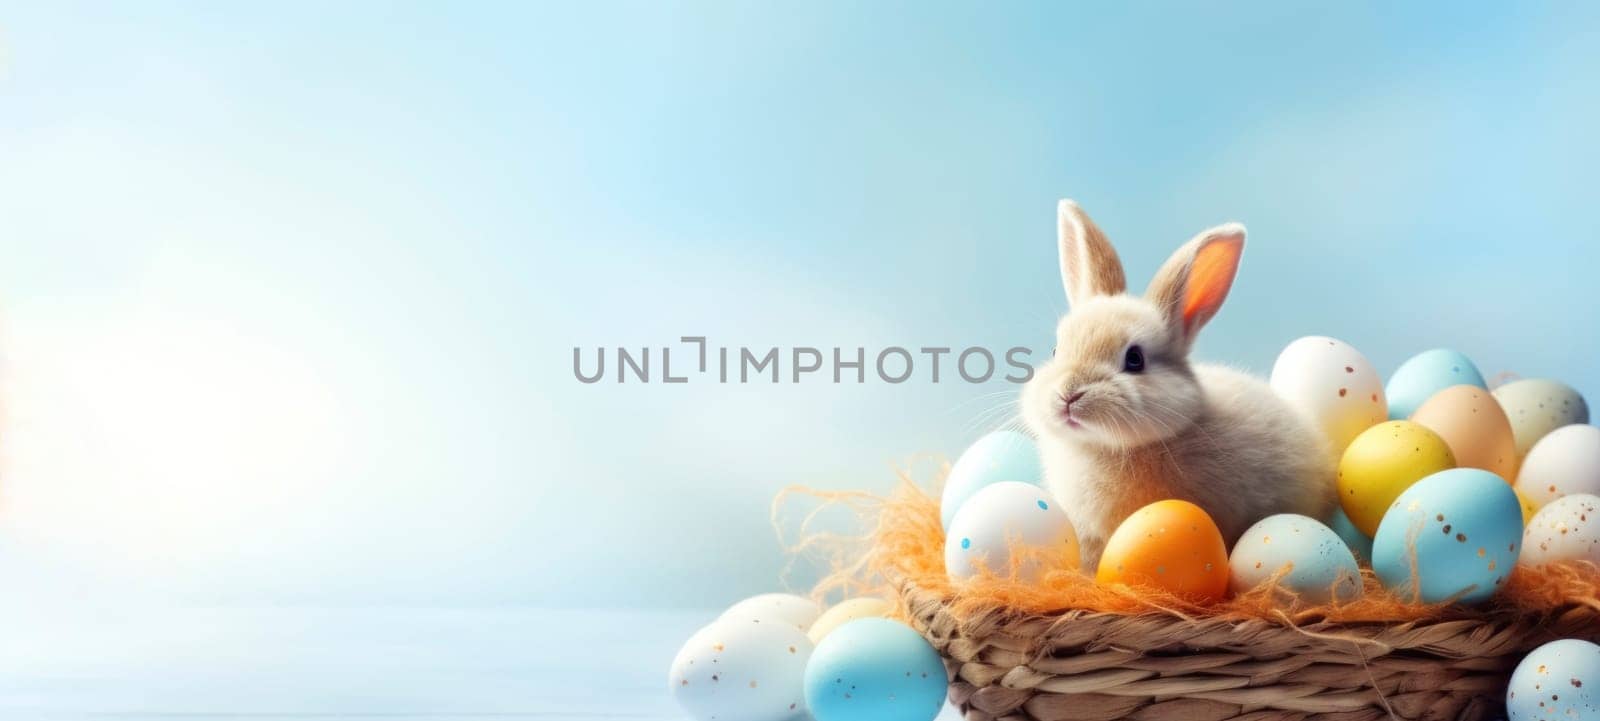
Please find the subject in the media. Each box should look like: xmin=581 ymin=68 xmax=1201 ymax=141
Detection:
xmin=1409 ymin=385 xmax=1518 ymax=483
xmin=1096 ymin=500 xmax=1230 ymax=604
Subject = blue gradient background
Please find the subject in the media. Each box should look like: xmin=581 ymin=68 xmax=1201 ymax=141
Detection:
xmin=2 ymin=2 xmax=1598 ymax=619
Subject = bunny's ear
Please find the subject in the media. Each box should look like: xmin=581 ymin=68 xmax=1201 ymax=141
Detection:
xmin=1057 ymin=200 xmax=1126 ymax=307
xmin=1147 ymin=223 xmax=1246 ymax=348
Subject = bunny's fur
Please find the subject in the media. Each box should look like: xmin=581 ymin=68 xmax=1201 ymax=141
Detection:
xmin=1021 ymin=201 xmax=1333 ymax=566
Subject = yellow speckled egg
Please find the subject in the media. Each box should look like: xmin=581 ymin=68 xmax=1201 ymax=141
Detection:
xmin=1515 ymin=487 xmax=1539 ymax=524
xmin=1409 ymin=385 xmax=1518 ymax=482
xmin=1096 ymin=500 xmax=1230 ymax=604
xmin=1338 ymin=420 xmax=1457 ymax=536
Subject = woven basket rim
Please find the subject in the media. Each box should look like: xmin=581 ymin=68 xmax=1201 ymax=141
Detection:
xmin=891 ymin=566 xmax=1600 ymax=635
xmin=896 ymin=568 xmax=1600 ymax=721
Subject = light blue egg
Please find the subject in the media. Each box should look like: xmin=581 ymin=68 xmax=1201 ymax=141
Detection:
xmin=1228 ymin=514 xmax=1362 ymax=604
xmin=1327 ymin=506 xmax=1373 ymax=562
xmin=1372 ymin=468 xmax=1523 ymax=604
xmin=1385 ymin=348 xmax=1487 ymax=420
xmin=803 ymin=618 xmax=947 ymax=721
xmin=940 ymin=431 xmax=1043 ymax=529
xmin=1507 ymin=638 xmax=1600 ymax=721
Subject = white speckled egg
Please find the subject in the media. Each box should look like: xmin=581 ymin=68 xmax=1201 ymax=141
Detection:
xmin=1507 ymin=638 xmax=1600 ymax=721
xmin=1495 ymin=378 xmax=1590 ymax=459
xmin=1516 ymin=425 xmax=1600 ymax=508
xmin=722 ymin=593 xmax=823 ymax=633
xmin=1229 ymin=514 xmax=1362 ymax=605
xmin=939 ymin=430 xmax=1043 ymax=529
xmin=669 ymin=617 xmax=813 ymax=721
xmin=1371 ymin=468 xmax=1523 ymax=605
xmin=944 ymin=481 xmax=1079 ymax=582
xmin=1270 ymin=336 xmax=1388 ymax=453
xmin=807 ymin=598 xmax=892 ymax=644
xmin=1520 ymin=493 xmax=1600 ymax=568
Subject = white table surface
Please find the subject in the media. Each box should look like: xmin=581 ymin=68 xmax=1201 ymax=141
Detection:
xmin=0 ymin=604 xmax=964 ymax=720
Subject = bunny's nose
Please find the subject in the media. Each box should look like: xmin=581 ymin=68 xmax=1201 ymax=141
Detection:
xmin=1059 ymin=391 xmax=1087 ymax=428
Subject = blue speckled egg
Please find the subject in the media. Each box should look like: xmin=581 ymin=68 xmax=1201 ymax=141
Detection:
xmin=803 ymin=618 xmax=947 ymax=721
xmin=1507 ymin=638 xmax=1600 ymax=721
xmin=940 ymin=431 xmax=1043 ymax=529
xmin=1327 ymin=506 xmax=1374 ymax=562
xmin=1372 ymin=468 xmax=1523 ymax=604
xmin=1385 ymin=348 xmax=1486 ymax=420
xmin=1229 ymin=514 xmax=1363 ymax=604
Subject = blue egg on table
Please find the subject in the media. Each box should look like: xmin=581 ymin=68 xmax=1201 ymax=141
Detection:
xmin=1507 ymin=638 xmax=1600 ymax=721
xmin=1327 ymin=506 xmax=1374 ymax=562
xmin=1371 ymin=468 xmax=1523 ymax=604
xmin=1385 ymin=348 xmax=1486 ymax=420
xmin=940 ymin=430 xmax=1043 ymax=529
xmin=1228 ymin=514 xmax=1363 ymax=604
xmin=803 ymin=618 xmax=948 ymax=721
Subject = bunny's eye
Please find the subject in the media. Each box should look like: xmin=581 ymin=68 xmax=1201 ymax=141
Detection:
xmin=1123 ymin=345 xmax=1145 ymax=373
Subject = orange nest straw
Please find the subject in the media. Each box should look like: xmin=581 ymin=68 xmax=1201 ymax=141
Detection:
xmin=776 ymin=460 xmax=1600 ymax=626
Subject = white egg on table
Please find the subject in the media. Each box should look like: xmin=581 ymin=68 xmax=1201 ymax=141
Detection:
xmin=669 ymin=617 xmax=813 ymax=721
xmin=722 ymin=593 xmax=823 ymax=633
xmin=944 ymin=481 xmax=1079 ymax=582
xmin=1520 ymin=493 xmax=1600 ymax=567
xmin=1516 ymin=424 xmax=1600 ymax=508
xmin=1494 ymin=378 xmax=1589 ymax=459
xmin=1270 ymin=336 xmax=1387 ymax=454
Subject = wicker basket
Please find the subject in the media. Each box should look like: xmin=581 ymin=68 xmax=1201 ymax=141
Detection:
xmin=896 ymin=571 xmax=1600 ymax=721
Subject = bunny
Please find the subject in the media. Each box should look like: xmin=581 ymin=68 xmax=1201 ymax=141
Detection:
xmin=1020 ymin=200 xmax=1335 ymax=567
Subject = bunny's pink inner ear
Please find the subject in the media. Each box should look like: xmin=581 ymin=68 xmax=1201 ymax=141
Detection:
xmin=1182 ymin=235 xmax=1244 ymax=332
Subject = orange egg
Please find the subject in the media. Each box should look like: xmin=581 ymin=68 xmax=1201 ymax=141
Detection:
xmin=1095 ymin=499 xmax=1230 ymax=604
xmin=1409 ymin=385 xmax=1518 ymax=482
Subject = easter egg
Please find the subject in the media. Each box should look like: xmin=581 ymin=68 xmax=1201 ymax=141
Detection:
xmin=1520 ymin=493 xmax=1600 ymax=567
xmin=1097 ymin=500 xmax=1230 ymax=604
xmin=1228 ymin=514 xmax=1363 ymax=604
xmin=669 ymin=617 xmax=813 ymax=721
xmin=722 ymin=593 xmax=824 ymax=633
xmin=1495 ymin=378 xmax=1590 ymax=459
xmin=1516 ymin=424 xmax=1600 ymax=508
xmin=940 ymin=430 xmax=1043 ymax=529
xmin=1384 ymin=348 xmax=1486 ymax=420
xmin=1506 ymin=638 xmax=1600 ymax=721
xmin=1516 ymin=488 xmax=1539 ymax=525
xmin=803 ymin=618 xmax=947 ymax=721
xmin=1327 ymin=506 xmax=1374 ymax=562
xmin=1270 ymin=336 xmax=1387 ymax=454
xmin=1337 ymin=420 xmax=1457 ymax=536
xmin=1410 ymin=385 xmax=1518 ymax=482
xmin=807 ymin=598 xmax=892 ymax=644
xmin=1371 ymin=468 xmax=1523 ymax=604
xmin=944 ymin=482 xmax=1079 ymax=582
